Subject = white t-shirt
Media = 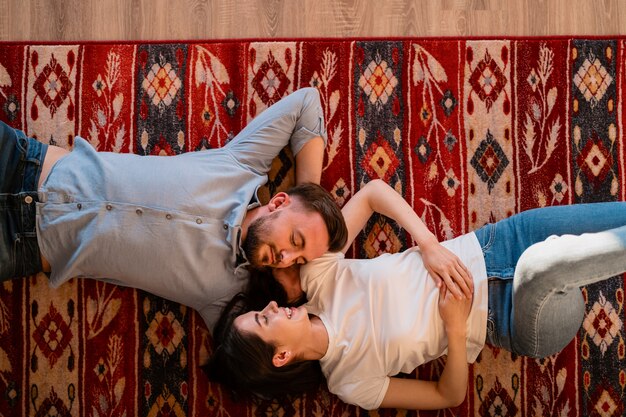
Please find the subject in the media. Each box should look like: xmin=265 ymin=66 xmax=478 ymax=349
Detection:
xmin=300 ymin=232 xmax=488 ymax=410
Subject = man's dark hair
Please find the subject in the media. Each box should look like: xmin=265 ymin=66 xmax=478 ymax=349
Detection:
xmin=287 ymin=183 xmax=347 ymax=252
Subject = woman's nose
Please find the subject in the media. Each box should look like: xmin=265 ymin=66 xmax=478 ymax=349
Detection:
xmin=265 ymin=300 xmax=279 ymax=313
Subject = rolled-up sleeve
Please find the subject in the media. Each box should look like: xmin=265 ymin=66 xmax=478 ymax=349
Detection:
xmin=225 ymin=87 xmax=327 ymax=174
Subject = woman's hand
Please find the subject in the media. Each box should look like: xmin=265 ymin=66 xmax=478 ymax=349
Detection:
xmin=421 ymin=239 xmax=474 ymax=300
xmin=438 ymin=285 xmax=472 ymax=335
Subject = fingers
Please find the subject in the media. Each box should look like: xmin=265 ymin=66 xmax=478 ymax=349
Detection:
xmin=426 ymin=252 xmax=475 ymax=299
xmin=453 ymin=265 xmax=473 ymax=299
xmin=438 ymin=268 xmax=465 ymax=300
xmin=442 ymin=274 xmax=464 ymax=300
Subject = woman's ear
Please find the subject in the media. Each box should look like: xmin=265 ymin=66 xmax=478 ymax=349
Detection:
xmin=272 ymin=349 xmax=292 ymax=367
xmin=268 ymin=192 xmax=291 ymax=212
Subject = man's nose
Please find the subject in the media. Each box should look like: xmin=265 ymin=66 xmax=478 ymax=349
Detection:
xmin=278 ymin=250 xmax=297 ymax=267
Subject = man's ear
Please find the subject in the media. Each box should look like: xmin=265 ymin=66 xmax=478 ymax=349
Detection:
xmin=272 ymin=349 xmax=292 ymax=367
xmin=267 ymin=192 xmax=291 ymax=212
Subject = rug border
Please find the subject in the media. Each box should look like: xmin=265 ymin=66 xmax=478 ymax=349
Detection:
xmin=2 ymin=34 xmax=626 ymax=45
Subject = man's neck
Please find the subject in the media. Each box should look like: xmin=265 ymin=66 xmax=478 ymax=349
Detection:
xmin=240 ymin=205 xmax=264 ymax=242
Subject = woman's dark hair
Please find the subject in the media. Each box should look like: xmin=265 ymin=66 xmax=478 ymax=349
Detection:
xmin=287 ymin=183 xmax=348 ymax=252
xmin=202 ymin=292 xmax=324 ymax=399
xmin=244 ymin=267 xmax=307 ymax=311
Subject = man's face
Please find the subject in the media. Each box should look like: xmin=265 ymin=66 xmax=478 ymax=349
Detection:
xmin=243 ymin=203 xmax=330 ymax=269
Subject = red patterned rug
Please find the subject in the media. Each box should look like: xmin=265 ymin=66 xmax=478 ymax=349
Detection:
xmin=1 ymin=38 xmax=625 ymax=417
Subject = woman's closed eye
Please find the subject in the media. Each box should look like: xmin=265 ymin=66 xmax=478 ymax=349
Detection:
xmin=254 ymin=313 xmax=270 ymax=327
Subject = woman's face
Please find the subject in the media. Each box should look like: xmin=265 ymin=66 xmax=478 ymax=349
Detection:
xmin=234 ymin=301 xmax=311 ymax=347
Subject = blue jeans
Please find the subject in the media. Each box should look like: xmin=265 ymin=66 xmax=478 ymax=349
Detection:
xmin=0 ymin=121 xmax=48 ymax=280
xmin=475 ymin=203 xmax=626 ymax=357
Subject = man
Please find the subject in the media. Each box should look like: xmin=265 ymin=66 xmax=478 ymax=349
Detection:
xmin=0 ymin=87 xmax=347 ymax=330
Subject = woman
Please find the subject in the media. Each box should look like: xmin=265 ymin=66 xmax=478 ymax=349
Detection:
xmin=206 ymin=180 xmax=626 ymax=410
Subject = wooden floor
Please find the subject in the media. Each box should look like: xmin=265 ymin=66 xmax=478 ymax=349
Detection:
xmin=1 ymin=0 xmax=625 ymax=41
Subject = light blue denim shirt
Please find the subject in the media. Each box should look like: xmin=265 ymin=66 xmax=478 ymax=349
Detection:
xmin=36 ymin=88 xmax=326 ymax=330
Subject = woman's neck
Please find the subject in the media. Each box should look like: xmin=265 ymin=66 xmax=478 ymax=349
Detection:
xmin=302 ymin=315 xmax=329 ymax=361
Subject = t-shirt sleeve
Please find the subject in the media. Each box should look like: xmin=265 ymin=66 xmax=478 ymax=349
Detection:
xmin=224 ymin=87 xmax=327 ymax=174
xmin=332 ymin=376 xmax=390 ymax=411
xmin=300 ymin=252 xmax=343 ymax=294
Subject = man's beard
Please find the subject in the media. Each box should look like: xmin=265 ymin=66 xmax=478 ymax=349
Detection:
xmin=242 ymin=215 xmax=271 ymax=269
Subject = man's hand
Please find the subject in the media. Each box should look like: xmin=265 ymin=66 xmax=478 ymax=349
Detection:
xmin=272 ymin=265 xmax=304 ymax=303
xmin=421 ymin=240 xmax=473 ymax=300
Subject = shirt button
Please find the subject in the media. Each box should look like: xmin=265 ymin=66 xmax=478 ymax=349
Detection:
xmin=136 ymin=209 xmax=143 ymax=215
xmin=196 ymin=218 xmax=202 ymax=224
xmin=77 ymin=203 xmax=82 ymax=210
xmin=166 ymin=214 xmax=172 ymax=220
xmin=24 ymin=196 xmax=33 ymax=204
xmin=223 ymin=224 xmax=228 ymax=230
xmin=106 ymin=204 xmax=113 ymax=211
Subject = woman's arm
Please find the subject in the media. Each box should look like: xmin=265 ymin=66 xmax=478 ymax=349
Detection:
xmin=340 ymin=179 xmax=473 ymax=299
xmin=379 ymin=286 xmax=471 ymax=410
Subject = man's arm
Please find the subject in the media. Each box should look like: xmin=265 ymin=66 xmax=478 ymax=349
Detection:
xmin=294 ymin=136 xmax=325 ymax=184
xmin=225 ymin=88 xmax=327 ymax=179
xmin=340 ymin=180 xmax=473 ymax=299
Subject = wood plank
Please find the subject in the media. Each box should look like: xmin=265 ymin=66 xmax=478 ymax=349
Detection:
xmin=1 ymin=1 xmax=625 ymax=44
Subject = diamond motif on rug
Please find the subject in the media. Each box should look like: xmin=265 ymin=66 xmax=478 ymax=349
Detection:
xmin=252 ymin=51 xmax=291 ymax=106
xmin=583 ymin=291 xmax=622 ymax=356
xmin=469 ymin=50 xmax=507 ymax=112
xmin=589 ymin=385 xmax=624 ymax=417
xmin=361 ymin=137 xmax=400 ymax=182
xmin=221 ymin=91 xmax=240 ymax=117
xmin=142 ymin=57 xmax=182 ymax=108
xmin=3 ymin=94 xmax=20 ymax=121
xmin=440 ymin=89 xmax=458 ymax=116
xmin=443 ymin=130 xmax=457 ymax=151
xmin=358 ymin=53 xmax=398 ymax=108
xmin=145 ymin=311 xmax=185 ymax=356
xmin=364 ymin=221 xmax=401 ymax=258
xmin=442 ymin=169 xmax=461 ymax=197
xmin=576 ymin=134 xmax=614 ymax=185
xmin=470 ymin=130 xmax=509 ymax=193
xmin=32 ymin=304 xmax=73 ymax=368
xmin=32 ymin=54 xmax=73 ymax=118
xmin=331 ymin=178 xmax=351 ymax=207
xmin=550 ymin=173 xmax=569 ymax=203
xmin=574 ymin=53 xmax=613 ymax=107
xmin=414 ymin=136 xmax=431 ymax=164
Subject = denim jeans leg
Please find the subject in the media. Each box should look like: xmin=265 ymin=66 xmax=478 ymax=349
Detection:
xmin=0 ymin=121 xmax=47 ymax=280
xmin=485 ymin=278 xmax=513 ymax=351
xmin=476 ymin=203 xmax=626 ymax=279
xmin=512 ymin=225 xmax=626 ymax=358
xmin=475 ymin=202 xmax=626 ymax=354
